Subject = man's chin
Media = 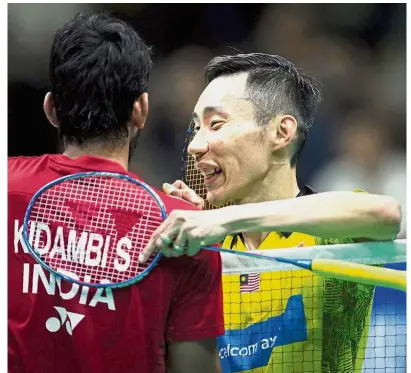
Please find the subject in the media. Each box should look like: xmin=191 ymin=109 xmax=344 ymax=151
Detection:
xmin=206 ymin=191 xmax=231 ymax=208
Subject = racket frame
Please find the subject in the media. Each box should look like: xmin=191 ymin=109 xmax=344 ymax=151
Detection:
xmin=22 ymin=171 xmax=166 ymax=289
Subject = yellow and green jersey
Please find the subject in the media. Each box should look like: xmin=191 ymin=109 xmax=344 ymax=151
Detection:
xmin=217 ymin=187 xmax=375 ymax=373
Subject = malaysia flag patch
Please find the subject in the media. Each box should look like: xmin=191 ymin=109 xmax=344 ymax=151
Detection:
xmin=239 ymin=273 xmax=261 ymax=293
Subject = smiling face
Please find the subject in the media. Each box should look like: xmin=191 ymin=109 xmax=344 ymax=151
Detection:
xmin=188 ymin=73 xmax=282 ymax=206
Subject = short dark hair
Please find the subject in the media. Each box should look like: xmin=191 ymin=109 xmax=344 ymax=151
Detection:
xmin=49 ymin=12 xmax=152 ymax=146
xmin=204 ymin=53 xmax=322 ymax=166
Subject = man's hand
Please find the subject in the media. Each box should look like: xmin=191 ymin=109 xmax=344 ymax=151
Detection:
xmin=139 ymin=208 xmax=232 ymax=263
xmin=163 ymin=180 xmax=205 ymax=210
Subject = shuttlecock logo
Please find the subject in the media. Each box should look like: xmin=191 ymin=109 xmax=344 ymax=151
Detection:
xmin=45 ymin=306 xmax=85 ymax=335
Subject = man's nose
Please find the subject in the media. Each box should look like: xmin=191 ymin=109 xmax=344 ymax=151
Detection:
xmin=187 ymin=129 xmax=209 ymax=158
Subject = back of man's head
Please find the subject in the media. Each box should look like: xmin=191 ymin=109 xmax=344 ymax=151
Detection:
xmin=49 ymin=12 xmax=152 ymax=146
xmin=204 ymin=53 xmax=322 ymax=166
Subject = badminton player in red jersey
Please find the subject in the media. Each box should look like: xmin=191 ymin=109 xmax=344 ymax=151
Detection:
xmin=8 ymin=13 xmax=224 ymax=373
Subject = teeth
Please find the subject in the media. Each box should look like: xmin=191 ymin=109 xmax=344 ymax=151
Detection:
xmin=202 ymin=168 xmax=216 ymax=176
xmin=201 ymin=168 xmax=221 ymax=177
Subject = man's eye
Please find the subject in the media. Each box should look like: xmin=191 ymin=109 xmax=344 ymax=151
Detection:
xmin=210 ymin=121 xmax=222 ymax=128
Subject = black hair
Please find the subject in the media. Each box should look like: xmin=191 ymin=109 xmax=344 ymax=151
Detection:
xmin=49 ymin=12 xmax=152 ymax=146
xmin=204 ymin=53 xmax=322 ymax=166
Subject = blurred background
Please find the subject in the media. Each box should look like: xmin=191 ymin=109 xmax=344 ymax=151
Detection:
xmin=8 ymin=3 xmax=406 ymax=237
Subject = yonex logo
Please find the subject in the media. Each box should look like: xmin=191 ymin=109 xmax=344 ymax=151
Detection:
xmin=45 ymin=306 xmax=84 ymax=335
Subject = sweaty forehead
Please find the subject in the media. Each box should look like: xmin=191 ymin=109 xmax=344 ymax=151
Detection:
xmin=194 ymin=73 xmax=250 ymax=117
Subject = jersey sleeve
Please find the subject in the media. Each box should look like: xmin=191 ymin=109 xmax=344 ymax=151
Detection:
xmin=157 ymin=193 xmax=225 ymax=341
xmin=165 ymin=251 xmax=225 ymax=342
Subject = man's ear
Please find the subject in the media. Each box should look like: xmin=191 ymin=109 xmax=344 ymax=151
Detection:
xmin=131 ymin=92 xmax=149 ymax=131
xmin=43 ymin=92 xmax=60 ymax=128
xmin=268 ymin=115 xmax=298 ymax=151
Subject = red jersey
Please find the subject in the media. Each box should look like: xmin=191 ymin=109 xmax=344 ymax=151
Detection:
xmin=8 ymin=154 xmax=224 ymax=373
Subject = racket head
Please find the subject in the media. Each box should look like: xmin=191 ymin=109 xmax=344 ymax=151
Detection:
xmin=23 ymin=172 xmax=166 ymax=289
xmin=180 ymin=120 xmax=232 ymax=211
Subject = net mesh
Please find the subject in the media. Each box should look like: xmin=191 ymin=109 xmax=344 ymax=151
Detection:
xmin=27 ymin=175 xmax=164 ymax=285
xmin=181 ymin=122 xmax=232 ymax=210
xmin=218 ymin=240 xmax=406 ymax=373
xmin=180 ymin=122 xmax=406 ymax=372
xmin=180 ymin=123 xmax=406 ymax=372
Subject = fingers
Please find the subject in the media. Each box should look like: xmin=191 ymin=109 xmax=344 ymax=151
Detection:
xmin=140 ymin=208 xmax=214 ymax=264
xmin=163 ymin=181 xmax=205 ymax=209
xmin=173 ymin=227 xmax=201 ymax=257
xmin=163 ymin=180 xmax=189 ymax=196
xmin=140 ymin=232 xmax=188 ymax=263
xmin=186 ymin=242 xmax=201 ymax=256
xmin=140 ymin=218 xmax=200 ymax=263
xmin=138 ymin=231 xmax=164 ymax=263
xmin=171 ymin=180 xmax=189 ymax=189
xmin=139 ymin=214 xmax=177 ymax=263
xmin=162 ymin=182 xmax=178 ymax=195
xmin=139 ymin=211 xmax=184 ymax=263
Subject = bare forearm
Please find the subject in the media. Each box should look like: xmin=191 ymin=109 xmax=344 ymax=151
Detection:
xmin=166 ymin=338 xmax=219 ymax=373
xmin=226 ymin=192 xmax=401 ymax=240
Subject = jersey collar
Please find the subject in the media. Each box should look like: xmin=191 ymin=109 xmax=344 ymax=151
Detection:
xmin=49 ymin=154 xmax=143 ymax=179
xmin=281 ymin=185 xmax=316 ymax=238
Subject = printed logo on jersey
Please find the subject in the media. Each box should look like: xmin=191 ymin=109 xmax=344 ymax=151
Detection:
xmin=46 ymin=306 xmax=85 ymax=335
xmin=217 ymin=294 xmax=307 ymax=373
xmin=15 ymin=219 xmax=116 ymax=311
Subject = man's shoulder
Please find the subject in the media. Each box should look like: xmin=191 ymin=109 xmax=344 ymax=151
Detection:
xmin=122 ymin=171 xmax=199 ymax=214
xmin=8 ymin=155 xmax=45 ymax=171
xmin=144 ymin=184 xmax=199 ymax=214
xmin=8 ymin=154 xmax=52 ymax=173
xmin=8 ymin=155 xmax=55 ymax=195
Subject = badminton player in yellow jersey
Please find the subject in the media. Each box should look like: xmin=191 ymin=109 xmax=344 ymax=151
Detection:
xmin=141 ymin=53 xmax=402 ymax=373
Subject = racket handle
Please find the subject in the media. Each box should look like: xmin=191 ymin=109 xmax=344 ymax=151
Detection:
xmin=202 ymin=247 xmax=406 ymax=292
xmin=202 ymin=245 xmax=279 ymax=262
xmin=311 ymin=259 xmax=407 ymax=292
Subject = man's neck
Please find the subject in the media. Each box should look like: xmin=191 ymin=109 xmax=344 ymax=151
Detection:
xmin=237 ymin=164 xmax=299 ymax=251
xmin=63 ymin=142 xmax=130 ymax=171
xmin=236 ymin=165 xmax=299 ymax=205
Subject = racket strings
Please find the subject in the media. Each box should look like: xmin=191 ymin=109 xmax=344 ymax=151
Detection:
xmin=28 ymin=176 xmax=163 ymax=285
